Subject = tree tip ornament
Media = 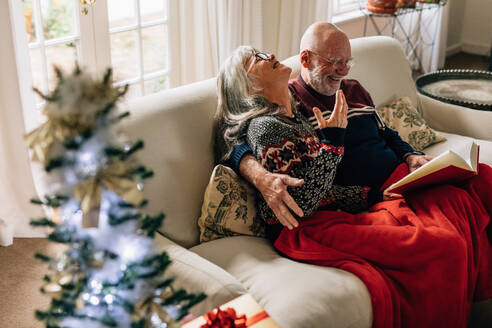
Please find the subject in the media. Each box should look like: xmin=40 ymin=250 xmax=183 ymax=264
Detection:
xmin=26 ymin=66 xmax=205 ymax=328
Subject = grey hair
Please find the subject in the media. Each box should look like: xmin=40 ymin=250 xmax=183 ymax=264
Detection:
xmin=214 ymin=45 xmax=286 ymax=164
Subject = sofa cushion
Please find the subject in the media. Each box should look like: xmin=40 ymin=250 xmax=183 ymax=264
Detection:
xmin=377 ymin=96 xmax=446 ymax=151
xmin=153 ymin=234 xmax=247 ymax=316
xmin=197 ymin=165 xmax=265 ymax=242
xmin=191 ymin=236 xmax=372 ymax=328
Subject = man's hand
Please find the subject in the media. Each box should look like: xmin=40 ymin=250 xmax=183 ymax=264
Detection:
xmin=256 ymin=173 xmax=304 ymax=229
xmin=239 ymin=155 xmax=304 ymax=230
xmin=313 ymin=89 xmax=348 ymax=129
xmin=406 ymin=154 xmax=433 ymax=172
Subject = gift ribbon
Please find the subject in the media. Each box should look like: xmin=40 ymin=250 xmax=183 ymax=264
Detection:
xmin=74 ymin=160 xmax=143 ymax=228
xmin=24 ymin=118 xmax=88 ymax=164
xmin=200 ymin=307 xmax=269 ymax=328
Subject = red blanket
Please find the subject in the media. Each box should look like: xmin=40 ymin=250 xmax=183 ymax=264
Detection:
xmin=274 ymin=163 xmax=492 ymax=328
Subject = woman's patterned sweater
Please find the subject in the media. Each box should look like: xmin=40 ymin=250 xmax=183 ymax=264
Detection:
xmin=246 ymin=112 xmax=382 ymax=239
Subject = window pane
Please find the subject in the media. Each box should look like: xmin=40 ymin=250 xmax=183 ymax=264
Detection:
xmin=122 ymin=83 xmax=142 ymax=100
xmin=46 ymin=42 xmax=79 ymax=91
xmin=144 ymin=76 xmax=168 ymax=95
xmin=110 ymin=31 xmax=139 ymax=82
xmin=22 ymin=0 xmax=37 ymax=43
xmin=140 ymin=0 xmax=167 ymax=23
xmin=29 ymin=48 xmax=44 ymax=104
xmin=41 ymin=0 xmax=76 ymax=40
xmin=108 ymin=0 xmax=136 ymax=29
xmin=142 ymin=24 xmax=168 ymax=74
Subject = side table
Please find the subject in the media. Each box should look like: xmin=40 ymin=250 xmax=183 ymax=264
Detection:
xmin=416 ymin=69 xmax=492 ymax=111
xmin=360 ymin=1 xmax=446 ymax=72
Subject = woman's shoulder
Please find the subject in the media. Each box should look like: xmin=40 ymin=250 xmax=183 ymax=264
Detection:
xmin=248 ymin=115 xmax=288 ymax=132
xmin=247 ymin=115 xmax=294 ymax=141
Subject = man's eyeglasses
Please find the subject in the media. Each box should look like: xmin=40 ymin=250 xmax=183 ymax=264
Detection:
xmin=309 ymin=50 xmax=354 ymax=69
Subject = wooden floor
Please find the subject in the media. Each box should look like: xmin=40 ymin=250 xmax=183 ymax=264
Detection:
xmin=444 ymin=52 xmax=490 ymax=71
xmin=413 ymin=52 xmax=490 ymax=80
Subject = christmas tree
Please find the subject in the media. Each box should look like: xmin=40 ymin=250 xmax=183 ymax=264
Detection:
xmin=25 ymin=66 xmax=205 ymax=328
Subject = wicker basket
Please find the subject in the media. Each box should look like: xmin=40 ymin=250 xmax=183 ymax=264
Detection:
xmin=366 ymin=0 xmax=397 ymax=14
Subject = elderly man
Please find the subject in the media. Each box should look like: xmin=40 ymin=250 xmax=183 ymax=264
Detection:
xmin=223 ymin=22 xmax=432 ymax=229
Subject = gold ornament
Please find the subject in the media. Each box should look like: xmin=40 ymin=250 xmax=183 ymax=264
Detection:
xmin=41 ymin=273 xmax=74 ymax=299
xmin=74 ymin=160 xmax=144 ymax=228
xmin=24 ymin=118 xmax=87 ymax=164
xmin=133 ymin=287 xmax=180 ymax=328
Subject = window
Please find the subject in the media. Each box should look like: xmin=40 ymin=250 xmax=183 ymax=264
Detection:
xmin=19 ymin=0 xmax=169 ymax=106
xmin=333 ymin=0 xmax=361 ymax=16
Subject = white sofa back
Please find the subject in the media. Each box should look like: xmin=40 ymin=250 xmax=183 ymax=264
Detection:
xmin=122 ymin=36 xmax=421 ymax=248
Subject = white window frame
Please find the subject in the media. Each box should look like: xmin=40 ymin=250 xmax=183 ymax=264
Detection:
xmin=106 ymin=0 xmax=170 ymax=96
xmin=9 ymin=0 xmax=170 ymax=110
xmin=333 ymin=0 xmax=361 ymax=16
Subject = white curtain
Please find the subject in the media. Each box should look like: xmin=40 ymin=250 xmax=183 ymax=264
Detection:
xmin=168 ymin=0 xmax=263 ymax=87
xmin=390 ymin=4 xmax=449 ymax=72
xmin=276 ymin=0 xmax=333 ymax=60
xmin=0 ymin=1 xmax=44 ymax=247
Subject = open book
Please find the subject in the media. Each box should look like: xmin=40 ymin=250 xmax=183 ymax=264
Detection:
xmin=387 ymin=141 xmax=480 ymax=194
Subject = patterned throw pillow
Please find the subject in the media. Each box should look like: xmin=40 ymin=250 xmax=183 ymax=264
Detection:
xmin=377 ymin=96 xmax=446 ymax=151
xmin=197 ymin=165 xmax=266 ymax=243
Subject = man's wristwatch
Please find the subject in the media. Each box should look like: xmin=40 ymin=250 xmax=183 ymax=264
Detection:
xmin=403 ymin=151 xmax=425 ymax=160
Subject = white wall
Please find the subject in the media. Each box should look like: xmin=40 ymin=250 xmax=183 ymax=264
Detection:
xmin=446 ymin=0 xmax=465 ymax=54
xmin=447 ymin=0 xmax=491 ymax=56
xmin=461 ymin=0 xmax=492 ymax=55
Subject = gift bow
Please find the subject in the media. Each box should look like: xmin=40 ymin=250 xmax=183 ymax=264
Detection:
xmin=74 ymin=160 xmax=143 ymax=228
xmin=201 ymin=308 xmax=247 ymax=328
xmin=24 ymin=118 xmax=88 ymax=164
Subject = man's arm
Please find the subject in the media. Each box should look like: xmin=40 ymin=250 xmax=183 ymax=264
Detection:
xmin=380 ymin=127 xmax=414 ymax=160
xmin=380 ymin=128 xmax=432 ymax=171
xmin=238 ymin=154 xmax=304 ymax=230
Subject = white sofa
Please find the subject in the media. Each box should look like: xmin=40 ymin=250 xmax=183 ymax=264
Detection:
xmin=119 ymin=36 xmax=492 ymax=327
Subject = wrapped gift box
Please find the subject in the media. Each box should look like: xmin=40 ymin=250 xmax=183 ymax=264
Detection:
xmin=182 ymin=294 xmax=280 ymax=328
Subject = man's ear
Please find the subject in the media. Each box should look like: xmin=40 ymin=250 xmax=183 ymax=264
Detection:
xmin=299 ymin=50 xmax=310 ymax=68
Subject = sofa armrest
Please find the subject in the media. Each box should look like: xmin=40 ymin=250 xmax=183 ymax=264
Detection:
xmin=154 ymin=233 xmax=247 ymax=316
xmin=418 ymin=93 xmax=492 ymax=141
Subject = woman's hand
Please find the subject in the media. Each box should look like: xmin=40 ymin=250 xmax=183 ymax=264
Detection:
xmin=313 ymin=89 xmax=348 ymax=129
xmin=383 ymin=188 xmax=403 ymax=201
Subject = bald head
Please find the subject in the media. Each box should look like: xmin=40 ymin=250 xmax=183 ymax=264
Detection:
xmin=300 ymin=22 xmax=349 ymax=54
xmin=299 ymin=22 xmax=352 ymax=96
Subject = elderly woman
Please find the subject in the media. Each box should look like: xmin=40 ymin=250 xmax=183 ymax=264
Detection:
xmin=214 ymin=46 xmax=492 ymax=328
xmin=214 ymin=46 xmax=400 ymax=241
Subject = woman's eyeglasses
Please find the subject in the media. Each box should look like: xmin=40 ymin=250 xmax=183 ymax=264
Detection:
xmin=247 ymin=51 xmax=271 ymax=73
xmin=254 ymin=52 xmax=270 ymax=61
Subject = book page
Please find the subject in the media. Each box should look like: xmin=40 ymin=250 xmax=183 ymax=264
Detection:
xmin=388 ymin=141 xmax=477 ymax=191
xmin=452 ymin=141 xmax=474 ymax=169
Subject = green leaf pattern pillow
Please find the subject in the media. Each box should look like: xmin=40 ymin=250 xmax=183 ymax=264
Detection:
xmin=198 ymin=165 xmax=265 ymax=242
xmin=377 ymin=96 xmax=446 ymax=151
